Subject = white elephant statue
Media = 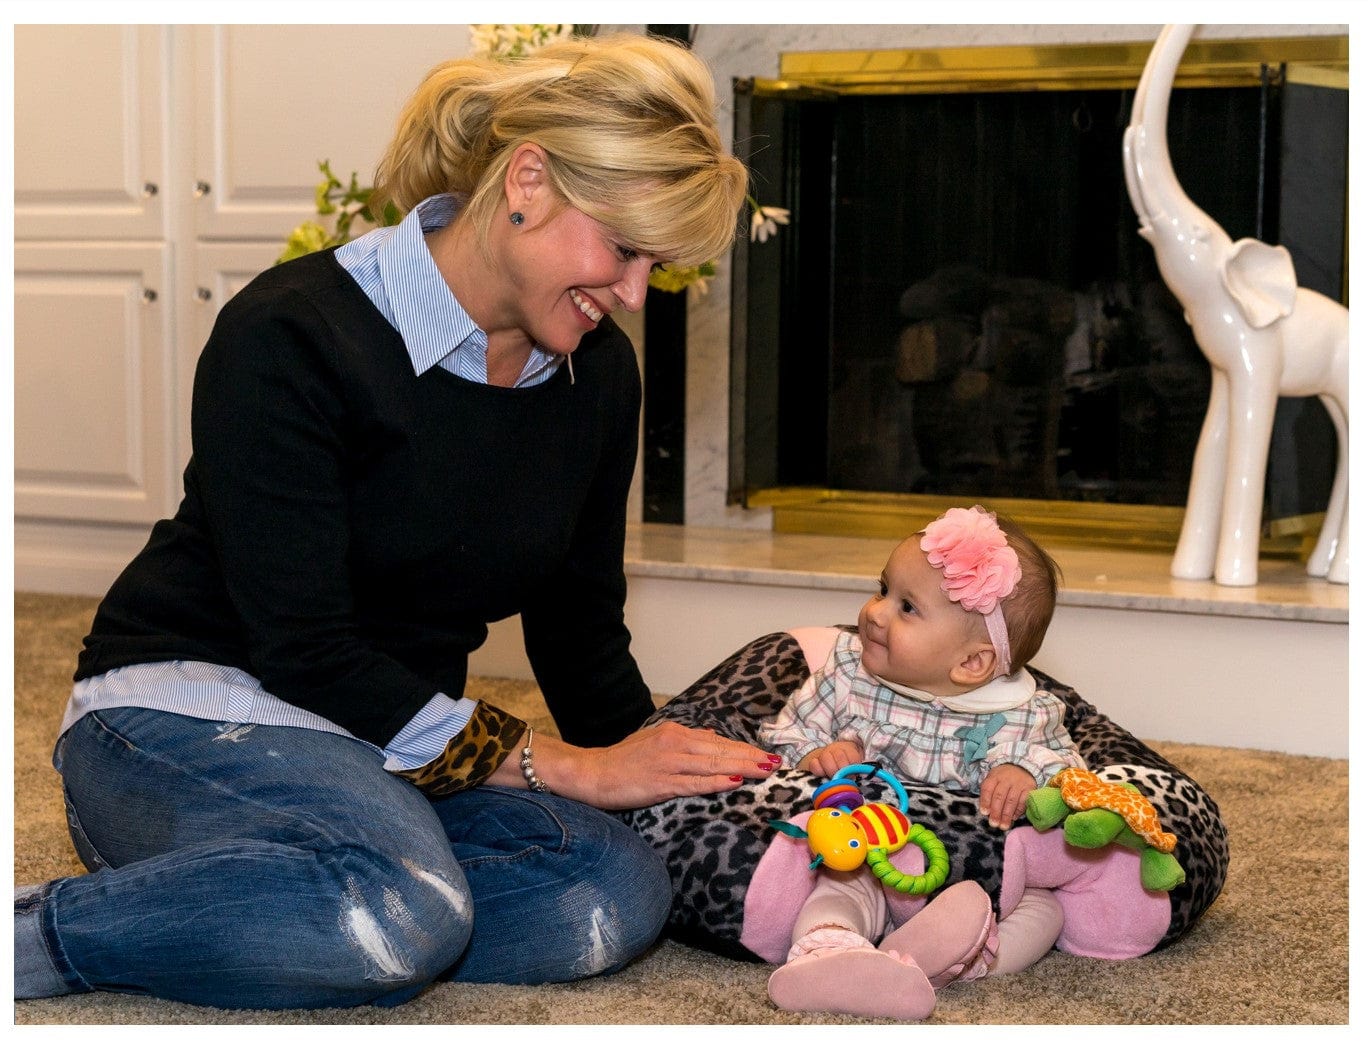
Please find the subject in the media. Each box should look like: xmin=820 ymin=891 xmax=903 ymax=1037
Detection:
xmin=1123 ymin=24 xmax=1348 ymax=586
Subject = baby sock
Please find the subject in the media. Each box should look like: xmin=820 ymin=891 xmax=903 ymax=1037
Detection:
xmin=989 ymin=887 xmax=1065 ymax=975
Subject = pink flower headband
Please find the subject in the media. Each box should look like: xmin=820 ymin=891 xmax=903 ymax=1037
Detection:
xmin=919 ymin=506 xmax=1021 ymax=677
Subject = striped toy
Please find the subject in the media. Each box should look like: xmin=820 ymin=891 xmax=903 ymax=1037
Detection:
xmin=770 ymin=765 xmax=951 ymax=896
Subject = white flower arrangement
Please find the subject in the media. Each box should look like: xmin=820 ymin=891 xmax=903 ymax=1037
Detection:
xmin=469 ymin=23 xmax=581 ymax=58
xmin=749 ymin=199 xmax=791 ymax=244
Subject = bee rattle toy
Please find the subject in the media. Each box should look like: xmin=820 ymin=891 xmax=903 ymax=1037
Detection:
xmin=770 ymin=763 xmax=950 ymax=896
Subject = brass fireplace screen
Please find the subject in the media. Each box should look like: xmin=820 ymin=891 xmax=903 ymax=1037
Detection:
xmin=728 ymin=36 xmax=1348 ymax=553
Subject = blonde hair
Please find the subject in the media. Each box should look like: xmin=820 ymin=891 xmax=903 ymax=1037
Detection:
xmin=994 ymin=515 xmax=1061 ymax=674
xmin=370 ymin=33 xmax=748 ymax=268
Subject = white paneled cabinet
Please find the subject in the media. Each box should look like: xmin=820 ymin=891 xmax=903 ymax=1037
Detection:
xmin=14 ymin=25 xmax=170 ymax=241
xmin=14 ymin=24 xmax=475 ymax=595
xmin=14 ymin=243 xmax=176 ymax=525
xmin=189 ymin=25 xmax=462 ymax=238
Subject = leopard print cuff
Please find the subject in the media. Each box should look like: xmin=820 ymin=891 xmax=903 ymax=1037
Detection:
xmin=393 ymin=702 xmax=528 ymax=798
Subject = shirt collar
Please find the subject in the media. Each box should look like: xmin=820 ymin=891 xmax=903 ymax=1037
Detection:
xmin=870 ymin=667 xmax=1037 ymax=713
xmin=377 ymin=194 xmax=483 ymax=376
xmin=378 ymin=193 xmax=563 ymax=385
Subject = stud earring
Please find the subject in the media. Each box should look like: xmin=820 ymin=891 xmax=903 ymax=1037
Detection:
xmin=509 ymin=211 xmax=525 ymax=226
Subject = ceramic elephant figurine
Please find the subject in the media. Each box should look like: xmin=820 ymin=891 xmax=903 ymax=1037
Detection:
xmin=1122 ymin=23 xmax=1348 ymax=586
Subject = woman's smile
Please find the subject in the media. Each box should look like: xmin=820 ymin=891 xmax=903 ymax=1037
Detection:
xmin=569 ymin=288 xmax=605 ymax=325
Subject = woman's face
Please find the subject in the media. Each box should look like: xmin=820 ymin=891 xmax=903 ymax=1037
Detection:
xmin=502 ymin=202 xmax=661 ymax=355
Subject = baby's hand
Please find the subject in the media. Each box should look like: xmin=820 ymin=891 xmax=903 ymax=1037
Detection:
xmin=980 ymin=763 xmax=1036 ymax=830
xmin=797 ymin=740 xmax=865 ymax=779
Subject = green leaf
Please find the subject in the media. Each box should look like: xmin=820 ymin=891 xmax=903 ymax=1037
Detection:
xmin=315 ymin=179 xmax=337 ymax=215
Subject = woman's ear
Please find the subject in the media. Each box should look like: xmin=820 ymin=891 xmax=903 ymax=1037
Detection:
xmin=950 ymin=645 xmax=999 ymax=688
xmin=504 ymin=143 xmax=548 ymax=214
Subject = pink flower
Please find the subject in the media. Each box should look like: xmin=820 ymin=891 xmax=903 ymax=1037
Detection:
xmin=919 ymin=506 xmax=1021 ymax=614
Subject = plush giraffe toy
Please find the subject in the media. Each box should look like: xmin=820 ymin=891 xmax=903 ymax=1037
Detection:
xmin=1026 ymin=767 xmax=1186 ymax=892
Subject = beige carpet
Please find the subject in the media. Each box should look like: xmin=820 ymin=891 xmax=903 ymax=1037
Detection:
xmin=13 ymin=593 xmax=1349 ymax=1025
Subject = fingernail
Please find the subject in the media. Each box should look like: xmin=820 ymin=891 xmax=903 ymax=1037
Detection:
xmin=759 ymin=761 xmax=779 ymax=771
xmin=729 ymin=775 xmax=744 ymax=783
xmin=766 ymin=754 xmax=781 ymax=762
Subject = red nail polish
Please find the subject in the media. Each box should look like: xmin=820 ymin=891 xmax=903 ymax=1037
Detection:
xmin=729 ymin=775 xmax=744 ymax=783
xmin=759 ymin=761 xmax=777 ymax=771
xmin=767 ymin=754 xmax=781 ymax=762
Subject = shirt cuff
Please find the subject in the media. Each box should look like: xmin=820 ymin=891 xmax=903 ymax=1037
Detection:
xmin=390 ymin=702 xmax=528 ymax=797
xmin=382 ymin=693 xmax=477 ymax=771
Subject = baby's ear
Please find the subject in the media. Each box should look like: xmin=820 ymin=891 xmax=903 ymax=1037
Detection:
xmin=950 ymin=645 xmax=999 ymax=687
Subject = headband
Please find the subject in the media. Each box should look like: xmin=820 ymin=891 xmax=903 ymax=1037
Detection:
xmin=919 ymin=506 xmax=1021 ymax=678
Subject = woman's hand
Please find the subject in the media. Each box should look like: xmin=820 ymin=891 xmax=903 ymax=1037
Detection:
xmin=498 ymin=722 xmax=781 ymax=810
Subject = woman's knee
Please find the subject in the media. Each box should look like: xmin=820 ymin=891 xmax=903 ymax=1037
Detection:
xmin=527 ymin=842 xmax=670 ymax=981
xmin=314 ymin=844 xmax=475 ymax=1003
xmin=443 ymin=795 xmax=672 ymax=983
xmin=574 ymin=817 xmax=672 ymax=973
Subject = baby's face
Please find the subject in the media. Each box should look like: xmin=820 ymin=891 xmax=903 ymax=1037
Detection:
xmin=857 ymin=538 xmax=984 ymax=695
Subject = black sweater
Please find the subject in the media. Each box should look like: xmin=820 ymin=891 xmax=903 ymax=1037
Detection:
xmin=76 ymin=250 xmax=654 ymax=749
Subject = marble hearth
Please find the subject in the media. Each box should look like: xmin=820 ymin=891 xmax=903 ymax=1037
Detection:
xmin=470 ymin=522 xmax=1349 ymax=759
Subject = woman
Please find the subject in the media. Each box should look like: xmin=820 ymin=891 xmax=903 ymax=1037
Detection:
xmin=15 ymin=33 xmax=776 ymax=1009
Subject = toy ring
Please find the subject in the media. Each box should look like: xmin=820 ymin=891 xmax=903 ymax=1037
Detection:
xmin=868 ymin=828 xmax=950 ymax=895
xmin=824 ymin=763 xmax=910 ymax=812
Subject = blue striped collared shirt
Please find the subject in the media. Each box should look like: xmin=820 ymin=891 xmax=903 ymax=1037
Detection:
xmin=60 ymin=193 xmax=561 ymax=770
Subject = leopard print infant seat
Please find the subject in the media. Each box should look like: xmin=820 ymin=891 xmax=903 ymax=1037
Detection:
xmin=620 ymin=630 xmax=1228 ymax=962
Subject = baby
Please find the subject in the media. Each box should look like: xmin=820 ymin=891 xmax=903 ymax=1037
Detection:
xmin=760 ymin=505 xmax=1086 ymax=1021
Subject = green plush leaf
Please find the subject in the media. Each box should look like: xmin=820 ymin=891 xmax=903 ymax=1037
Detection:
xmin=1140 ymin=848 xmax=1186 ymax=892
xmin=1062 ymin=806 xmax=1127 ymax=849
xmin=1025 ymin=786 xmax=1070 ymax=830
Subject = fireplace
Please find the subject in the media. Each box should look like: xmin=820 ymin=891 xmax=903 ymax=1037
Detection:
xmin=728 ymin=35 xmax=1348 ymax=552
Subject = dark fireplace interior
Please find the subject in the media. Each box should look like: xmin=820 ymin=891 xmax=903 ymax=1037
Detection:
xmin=730 ymin=58 xmax=1348 ymax=531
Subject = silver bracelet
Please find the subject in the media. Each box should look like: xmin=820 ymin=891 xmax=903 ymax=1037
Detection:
xmin=520 ymin=727 xmax=548 ymax=793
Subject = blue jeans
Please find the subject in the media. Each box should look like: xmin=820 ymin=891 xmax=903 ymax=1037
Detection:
xmin=39 ymin=706 xmax=671 ymax=1009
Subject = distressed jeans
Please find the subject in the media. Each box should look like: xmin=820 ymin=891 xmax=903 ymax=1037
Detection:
xmin=30 ymin=706 xmax=671 ymax=1009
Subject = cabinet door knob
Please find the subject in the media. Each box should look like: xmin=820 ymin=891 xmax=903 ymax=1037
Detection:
xmin=196 ymin=287 xmax=213 ymax=302
xmin=142 ymin=182 xmax=159 ymax=197
xmin=193 ymin=180 xmax=212 ymax=198
xmin=142 ymin=288 xmax=158 ymax=304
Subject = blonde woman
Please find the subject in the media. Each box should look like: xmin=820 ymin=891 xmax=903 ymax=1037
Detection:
xmin=18 ymin=34 xmax=773 ymax=1009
